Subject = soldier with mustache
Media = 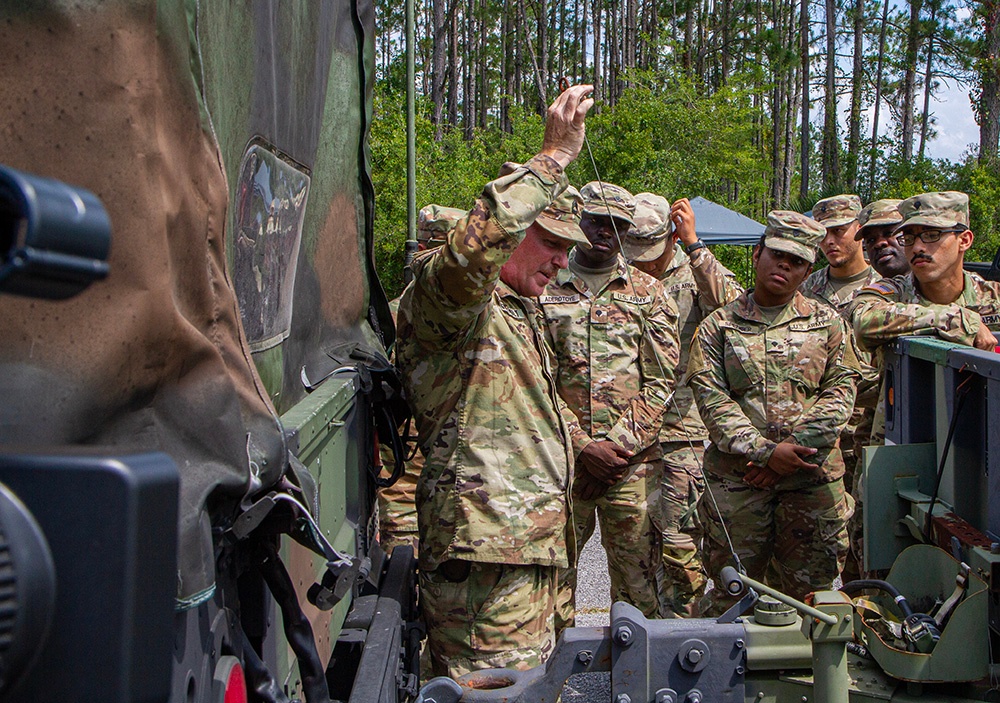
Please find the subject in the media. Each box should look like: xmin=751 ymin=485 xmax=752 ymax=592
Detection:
xmin=851 ymin=192 xmax=1000 ymax=355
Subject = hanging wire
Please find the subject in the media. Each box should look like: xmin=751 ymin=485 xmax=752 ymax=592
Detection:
xmin=577 ymin=111 xmax=745 ymax=575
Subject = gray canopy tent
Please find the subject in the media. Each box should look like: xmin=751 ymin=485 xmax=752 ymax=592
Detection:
xmin=689 ymin=196 xmax=764 ymax=245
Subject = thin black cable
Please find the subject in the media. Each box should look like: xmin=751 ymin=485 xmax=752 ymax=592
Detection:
xmin=923 ymin=372 xmax=973 ymax=542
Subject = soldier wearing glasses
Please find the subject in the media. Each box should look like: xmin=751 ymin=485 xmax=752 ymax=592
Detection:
xmin=851 ymin=191 xmax=1000 ymax=353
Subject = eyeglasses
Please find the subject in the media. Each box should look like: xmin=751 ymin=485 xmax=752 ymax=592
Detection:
xmin=862 ymin=232 xmax=905 ymax=247
xmin=899 ymin=228 xmax=968 ymax=246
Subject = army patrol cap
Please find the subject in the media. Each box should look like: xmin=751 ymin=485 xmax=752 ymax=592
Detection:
xmin=854 ymin=199 xmax=903 ymax=240
xmin=812 ymin=194 xmax=863 ymax=228
xmin=495 ymin=162 xmax=590 ymax=248
xmin=763 ymin=210 xmax=825 ymax=264
xmin=418 ymin=204 xmax=467 ymax=244
xmin=894 ymin=191 xmax=970 ymax=231
xmin=580 ymin=181 xmax=636 ymax=226
xmin=536 ymin=185 xmax=591 ymax=249
xmin=622 ymin=193 xmax=673 ymax=263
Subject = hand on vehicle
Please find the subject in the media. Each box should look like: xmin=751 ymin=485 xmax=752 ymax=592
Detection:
xmin=540 ymin=84 xmax=596 ymax=169
xmin=578 ymin=440 xmax=633 ymax=484
xmin=766 ymin=440 xmax=818 ymax=476
xmin=974 ymin=320 xmax=997 ymax=351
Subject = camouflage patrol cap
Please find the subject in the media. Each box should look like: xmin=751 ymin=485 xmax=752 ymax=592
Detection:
xmin=894 ymin=191 xmax=970 ymax=231
xmin=536 ymin=185 xmax=591 ymax=249
xmin=580 ymin=181 xmax=635 ymax=225
xmin=812 ymin=194 xmax=863 ymax=228
xmin=418 ymin=204 xmax=467 ymax=244
xmin=854 ymin=199 xmax=903 ymax=240
xmin=763 ymin=210 xmax=825 ymax=264
xmin=622 ymin=193 xmax=673 ymax=263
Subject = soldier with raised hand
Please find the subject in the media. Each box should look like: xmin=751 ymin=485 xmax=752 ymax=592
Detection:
xmin=378 ymin=204 xmax=467 ymax=557
xmin=857 ymin=199 xmax=909 ymax=278
xmin=851 ymin=191 xmax=1000 ymax=354
xmin=622 ymin=194 xmax=741 ymax=617
xmin=539 ymin=182 xmax=680 ymax=626
xmin=394 ymin=84 xmax=595 ymax=678
xmin=686 ymin=211 xmax=861 ymax=613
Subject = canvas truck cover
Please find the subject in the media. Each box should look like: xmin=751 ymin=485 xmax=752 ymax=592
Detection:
xmin=0 ymin=1 xmax=389 ymax=605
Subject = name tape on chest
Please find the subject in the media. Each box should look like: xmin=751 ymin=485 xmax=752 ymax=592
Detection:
xmin=981 ymin=313 xmax=1000 ymax=327
xmin=667 ymin=282 xmax=697 ymax=294
xmin=538 ymin=294 xmax=581 ymax=305
xmin=612 ymin=292 xmax=653 ymax=305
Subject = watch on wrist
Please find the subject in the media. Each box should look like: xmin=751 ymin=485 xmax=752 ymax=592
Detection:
xmin=685 ymin=240 xmax=707 ymax=254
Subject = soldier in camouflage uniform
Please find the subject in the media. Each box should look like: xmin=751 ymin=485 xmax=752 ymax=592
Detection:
xmin=539 ymin=182 xmax=680 ymax=625
xmin=395 ymin=85 xmax=596 ymax=678
xmin=841 ymin=199 xmax=907 ymax=574
xmin=686 ymin=211 xmax=861 ymax=613
xmin=378 ymin=205 xmax=466 ymax=557
xmin=852 ymin=192 xmax=1000 ymax=354
xmin=858 ymin=199 xmax=909 ymax=278
xmin=800 ymin=195 xmax=880 ymax=583
xmin=623 ymin=194 xmax=741 ymax=617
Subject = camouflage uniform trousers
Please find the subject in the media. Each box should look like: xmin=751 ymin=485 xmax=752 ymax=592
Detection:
xmin=698 ymin=474 xmax=854 ymax=615
xmin=557 ymin=454 xmax=662 ymax=627
xmin=657 ymin=441 xmax=707 ymax=618
xmin=420 ymin=560 xmax=558 ymax=678
xmin=377 ymin=462 xmax=420 ymax=557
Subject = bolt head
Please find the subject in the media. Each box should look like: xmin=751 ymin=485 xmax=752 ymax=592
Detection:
xmin=615 ymin=625 xmax=633 ymax=645
xmin=686 ymin=648 xmax=703 ymax=664
xmin=616 ymin=694 xmax=632 ymax=703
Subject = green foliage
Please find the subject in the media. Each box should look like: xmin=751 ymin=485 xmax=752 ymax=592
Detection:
xmin=371 ymin=72 xmax=770 ymax=298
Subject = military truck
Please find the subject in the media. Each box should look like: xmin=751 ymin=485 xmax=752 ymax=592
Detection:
xmin=0 ymin=3 xmax=417 ymax=701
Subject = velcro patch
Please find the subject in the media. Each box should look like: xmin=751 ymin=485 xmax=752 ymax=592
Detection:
xmin=538 ymin=294 xmax=581 ymax=304
xmin=861 ymin=281 xmax=897 ymax=297
xmin=612 ymin=293 xmax=653 ymax=305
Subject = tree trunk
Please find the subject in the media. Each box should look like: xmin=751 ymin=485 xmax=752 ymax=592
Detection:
xmin=463 ymin=0 xmax=473 ymax=140
xmin=800 ymin=0 xmax=810 ymax=199
xmin=683 ymin=0 xmax=695 ymax=74
xmin=917 ymin=2 xmax=937 ymax=162
xmin=846 ymin=0 xmax=864 ymax=189
xmin=868 ymin=0 xmax=889 ymax=196
xmin=432 ymin=0 xmax=446 ymax=140
xmin=821 ymin=0 xmax=840 ymax=191
xmin=980 ymin=0 xmax=1000 ymax=165
xmin=448 ymin=0 xmax=459 ymax=126
xmin=900 ymin=0 xmax=924 ymax=164
xmin=594 ymin=0 xmax=603 ymax=104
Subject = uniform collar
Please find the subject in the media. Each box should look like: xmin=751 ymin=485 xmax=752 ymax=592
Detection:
xmin=662 ymin=242 xmax=689 ymax=277
xmin=555 ymin=254 xmax=629 ymax=295
xmin=732 ymin=290 xmax=813 ymax=325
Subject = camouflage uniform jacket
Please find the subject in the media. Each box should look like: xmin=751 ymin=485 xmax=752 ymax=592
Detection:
xmin=685 ymin=291 xmax=862 ymax=489
xmin=659 ymin=244 xmax=743 ymax=442
xmin=395 ymin=155 xmax=577 ymax=572
xmin=850 ymin=271 xmax=1000 ymax=350
xmin=801 ymin=265 xmax=882 ymax=312
xmin=801 ymin=265 xmax=882 ymax=413
xmin=539 ymin=258 xmax=680 ymax=457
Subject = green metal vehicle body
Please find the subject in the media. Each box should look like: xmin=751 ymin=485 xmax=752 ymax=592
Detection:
xmin=0 ymin=2 xmax=415 ymax=701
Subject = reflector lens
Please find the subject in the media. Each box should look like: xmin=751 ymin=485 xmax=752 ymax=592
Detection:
xmin=224 ymin=663 xmax=247 ymax=703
